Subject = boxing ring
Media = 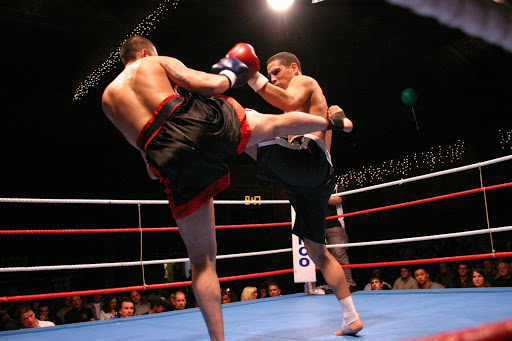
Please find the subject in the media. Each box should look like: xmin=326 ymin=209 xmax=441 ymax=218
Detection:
xmin=1 ymin=152 xmax=512 ymax=340
xmin=2 ymin=289 xmax=512 ymax=341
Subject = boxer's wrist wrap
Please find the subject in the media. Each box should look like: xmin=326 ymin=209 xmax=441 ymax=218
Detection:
xmin=248 ymin=72 xmax=268 ymax=92
xmin=219 ymin=70 xmax=236 ymax=89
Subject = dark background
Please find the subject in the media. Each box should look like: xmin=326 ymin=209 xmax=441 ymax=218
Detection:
xmin=1 ymin=0 xmax=511 ymax=297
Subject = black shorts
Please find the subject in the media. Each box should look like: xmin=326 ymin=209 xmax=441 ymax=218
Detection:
xmin=257 ymin=135 xmax=335 ymax=244
xmin=137 ymin=94 xmax=251 ymax=219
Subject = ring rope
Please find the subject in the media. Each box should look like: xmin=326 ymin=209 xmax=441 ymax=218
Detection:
xmin=1 ymin=226 xmax=510 ymax=273
xmin=0 ymin=154 xmax=510 ymax=205
xmin=479 ymin=167 xmax=496 ymax=256
xmin=328 ymin=181 xmax=512 ymax=221
xmin=332 ymin=154 xmax=512 ymax=198
xmin=328 ymin=225 xmax=512 ymax=249
xmin=137 ymin=202 xmax=147 ymax=290
xmin=2 ymin=252 xmax=512 ymax=304
xmin=1 ymin=182 xmax=510 ymax=235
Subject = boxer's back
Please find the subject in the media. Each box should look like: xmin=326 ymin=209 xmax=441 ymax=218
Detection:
xmin=102 ymin=56 xmax=176 ymax=148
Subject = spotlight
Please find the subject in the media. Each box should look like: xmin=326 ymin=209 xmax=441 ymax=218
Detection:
xmin=267 ymin=0 xmax=294 ymax=11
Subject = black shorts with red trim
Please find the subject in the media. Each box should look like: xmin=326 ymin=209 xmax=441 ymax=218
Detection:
xmin=257 ymin=135 xmax=335 ymax=244
xmin=137 ymin=94 xmax=251 ymax=219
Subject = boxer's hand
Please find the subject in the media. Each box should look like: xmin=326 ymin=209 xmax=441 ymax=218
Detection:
xmin=225 ymin=42 xmax=268 ymax=92
xmin=328 ymin=105 xmax=346 ymax=118
xmin=211 ymin=57 xmax=249 ymax=88
xmin=226 ymin=43 xmax=260 ymax=77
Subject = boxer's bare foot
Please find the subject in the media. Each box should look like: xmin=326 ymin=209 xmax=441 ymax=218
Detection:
xmin=334 ymin=319 xmax=363 ymax=336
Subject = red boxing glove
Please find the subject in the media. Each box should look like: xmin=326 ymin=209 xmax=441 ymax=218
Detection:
xmin=226 ymin=43 xmax=260 ymax=78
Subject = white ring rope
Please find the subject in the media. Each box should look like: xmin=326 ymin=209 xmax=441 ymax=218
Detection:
xmin=1 ymin=225 xmax=510 ymax=273
xmin=0 ymin=154 xmax=510 ymax=205
xmin=332 ymin=154 xmax=512 ymax=198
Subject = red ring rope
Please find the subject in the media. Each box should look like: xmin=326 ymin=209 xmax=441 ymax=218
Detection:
xmin=1 ymin=182 xmax=510 ymax=235
xmin=2 ymin=252 xmax=510 ymax=303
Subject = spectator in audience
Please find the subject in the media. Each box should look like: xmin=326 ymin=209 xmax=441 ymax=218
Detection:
xmin=146 ymin=297 xmax=173 ymax=314
xmin=115 ymin=300 xmax=134 ymax=318
xmin=30 ymin=301 xmax=40 ymax=318
xmin=434 ymin=262 xmax=456 ymax=288
xmin=414 ymin=267 xmax=445 ymax=289
xmin=451 ymin=261 xmax=471 ymax=288
xmin=168 ymin=291 xmax=176 ymax=309
xmin=98 ymin=295 xmax=119 ymax=320
xmin=324 ymin=185 xmax=357 ymax=292
xmin=130 ymin=290 xmax=150 ymax=316
xmin=221 ymin=288 xmax=237 ymax=304
xmin=369 ymin=275 xmax=390 ymax=291
xmin=17 ymin=304 xmax=55 ymax=328
xmin=493 ymin=261 xmax=512 ymax=287
xmin=483 ymin=259 xmax=499 ymax=283
xmin=64 ymin=296 xmax=95 ymax=324
xmin=0 ymin=306 xmax=18 ymax=331
xmin=174 ymin=291 xmax=187 ymax=310
xmin=55 ymin=297 xmax=73 ymax=325
xmin=83 ymin=294 xmax=103 ymax=320
xmin=241 ymin=286 xmax=258 ymax=301
xmin=37 ymin=303 xmax=52 ymax=323
xmin=268 ymin=282 xmax=282 ymax=297
xmin=0 ymin=305 xmax=18 ymax=331
xmin=393 ymin=266 xmax=419 ymax=289
xmin=470 ymin=268 xmax=492 ymax=288
xmin=364 ymin=269 xmax=392 ymax=290
xmin=258 ymin=284 xmax=268 ymax=299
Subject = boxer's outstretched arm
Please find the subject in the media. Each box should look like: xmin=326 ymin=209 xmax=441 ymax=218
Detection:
xmin=159 ymin=57 xmax=231 ymax=97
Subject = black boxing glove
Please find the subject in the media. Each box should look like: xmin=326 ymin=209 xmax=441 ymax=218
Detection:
xmin=211 ymin=57 xmax=250 ymax=88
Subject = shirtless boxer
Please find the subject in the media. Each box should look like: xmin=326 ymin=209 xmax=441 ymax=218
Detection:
xmin=101 ymin=36 xmax=346 ymax=341
xmin=225 ymin=45 xmax=363 ymax=336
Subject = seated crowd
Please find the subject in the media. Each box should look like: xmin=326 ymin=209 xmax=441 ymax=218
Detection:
xmin=1 ymin=259 xmax=510 ymax=331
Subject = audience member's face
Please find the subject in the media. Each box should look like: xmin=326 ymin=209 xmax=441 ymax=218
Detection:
xmin=109 ymin=298 xmax=118 ymax=310
xmin=258 ymin=288 xmax=267 ymax=298
xmin=439 ymin=263 xmax=449 ymax=273
xmin=400 ymin=268 xmax=411 ymax=279
xmin=174 ymin=293 xmax=186 ymax=310
xmin=472 ymin=271 xmax=485 ymax=287
xmin=119 ymin=302 xmax=134 ymax=318
xmin=93 ymin=294 xmax=102 ymax=303
xmin=222 ymin=294 xmax=231 ymax=304
xmin=71 ymin=296 xmax=82 ymax=309
xmin=498 ymin=262 xmax=511 ymax=277
xmin=483 ymin=260 xmax=494 ymax=273
xmin=38 ymin=306 xmax=49 ymax=320
xmin=20 ymin=310 xmax=38 ymax=328
xmin=268 ymin=285 xmax=281 ymax=297
xmin=458 ymin=264 xmax=469 ymax=277
xmin=130 ymin=291 xmax=141 ymax=304
xmin=370 ymin=279 xmax=383 ymax=290
xmin=414 ymin=269 xmax=429 ymax=285
xmin=251 ymin=291 xmax=258 ymax=300
xmin=169 ymin=293 xmax=175 ymax=306
xmin=63 ymin=297 xmax=71 ymax=307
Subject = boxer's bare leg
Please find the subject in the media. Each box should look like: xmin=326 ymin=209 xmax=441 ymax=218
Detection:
xmin=304 ymin=239 xmax=363 ymax=336
xmin=244 ymin=110 xmax=334 ymax=148
xmin=176 ymin=199 xmax=224 ymax=341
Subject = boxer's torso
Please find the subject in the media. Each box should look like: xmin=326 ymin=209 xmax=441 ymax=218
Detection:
xmin=102 ymin=56 xmax=178 ymax=149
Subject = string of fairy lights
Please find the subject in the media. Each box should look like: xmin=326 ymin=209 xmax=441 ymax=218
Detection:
xmin=499 ymin=128 xmax=512 ymax=151
xmin=336 ymin=140 xmax=467 ymax=189
xmin=73 ymin=0 xmax=180 ymax=101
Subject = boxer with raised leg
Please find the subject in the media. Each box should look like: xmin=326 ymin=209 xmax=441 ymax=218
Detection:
xmin=216 ymin=43 xmax=363 ymax=336
xmin=102 ymin=36 xmax=348 ymax=341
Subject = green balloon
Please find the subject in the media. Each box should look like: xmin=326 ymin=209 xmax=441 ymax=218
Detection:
xmin=401 ymin=88 xmax=418 ymax=106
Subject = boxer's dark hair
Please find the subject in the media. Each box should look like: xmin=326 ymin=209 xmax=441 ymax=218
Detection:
xmin=120 ymin=35 xmax=155 ymax=65
xmin=267 ymin=52 xmax=302 ymax=73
